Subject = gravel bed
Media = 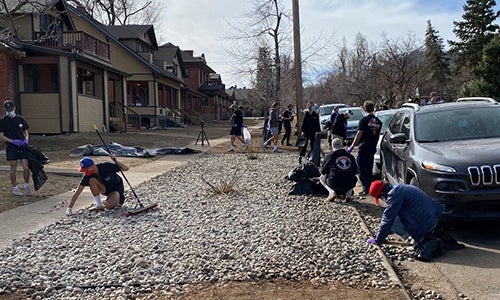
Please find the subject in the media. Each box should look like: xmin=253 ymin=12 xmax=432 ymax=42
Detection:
xmin=0 ymin=152 xmax=400 ymax=299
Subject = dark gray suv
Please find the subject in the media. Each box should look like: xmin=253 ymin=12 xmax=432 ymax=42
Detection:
xmin=380 ymin=101 xmax=500 ymax=220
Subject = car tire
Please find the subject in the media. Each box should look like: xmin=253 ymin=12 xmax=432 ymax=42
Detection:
xmin=409 ymin=176 xmax=419 ymax=186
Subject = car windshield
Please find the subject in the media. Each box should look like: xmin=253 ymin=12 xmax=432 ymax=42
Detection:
xmin=319 ymin=106 xmax=334 ymax=116
xmin=415 ymin=107 xmax=500 ymax=142
xmin=377 ymin=113 xmax=395 ymax=133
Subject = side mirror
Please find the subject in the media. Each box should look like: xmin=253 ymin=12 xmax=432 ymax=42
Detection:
xmin=390 ymin=132 xmax=408 ymax=144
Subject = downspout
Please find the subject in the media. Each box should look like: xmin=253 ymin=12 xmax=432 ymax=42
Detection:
xmin=68 ymin=54 xmax=75 ymax=132
xmin=153 ymin=73 xmax=158 ymax=127
xmin=101 ymin=70 xmax=106 ymax=130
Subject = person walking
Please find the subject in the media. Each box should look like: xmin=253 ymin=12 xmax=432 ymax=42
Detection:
xmin=262 ymin=101 xmax=280 ymax=152
xmin=66 ymin=155 xmax=129 ymax=216
xmin=320 ymin=138 xmax=358 ymax=202
xmin=0 ymin=100 xmax=32 ymax=196
xmin=298 ymin=101 xmax=321 ymax=164
xmin=367 ymin=180 xmax=465 ymax=261
xmin=281 ymin=104 xmax=294 ymax=146
xmin=348 ymin=100 xmax=382 ymax=196
xmin=229 ymin=105 xmax=246 ymax=151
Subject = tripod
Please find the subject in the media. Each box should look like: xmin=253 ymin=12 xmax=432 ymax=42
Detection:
xmin=195 ymin=121 xmax=210 ymax=147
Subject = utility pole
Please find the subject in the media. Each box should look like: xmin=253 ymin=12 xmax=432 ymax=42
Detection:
xmin=292 ymin=0 xmax=303 ymax=131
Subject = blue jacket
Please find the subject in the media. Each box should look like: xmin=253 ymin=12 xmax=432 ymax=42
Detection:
xmin=375 ymin=184 xmax=444 ymax=244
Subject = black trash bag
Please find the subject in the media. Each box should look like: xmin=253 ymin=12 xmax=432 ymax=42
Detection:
xmin=431 ymin=227 xmax=466 ymax=250
xmin=289 ymin=178 xmax=316 ymax=195
xmin=414 ymin=237 xmax=445 ymax=262
xmin=285 ymin=161 xmax=320 ymax=182
xmin=289 ymin=178 xmax=329 ymax=196
xmin=24 ymin=145 xmax=50 ymax=191
xmin=307 ymin=132 xmax=321 ymax=166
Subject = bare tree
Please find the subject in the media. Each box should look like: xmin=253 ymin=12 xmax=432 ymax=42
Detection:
xmin=67 ymin=0 xmax=165 ymax=26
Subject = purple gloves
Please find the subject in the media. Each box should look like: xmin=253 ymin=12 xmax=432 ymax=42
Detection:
xmin=347 ymin=146 xmax=353 ymax=153
xmin=367 ymin=238 xmax=378 ymax=245
xmin=11 ymin=139 xmax=25 ymax=147
xmin=23 ymin=138 xmax=29 ymax=145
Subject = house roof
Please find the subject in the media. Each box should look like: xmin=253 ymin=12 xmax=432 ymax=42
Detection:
xmin=228 ymin=87 xmax=253 ymax=100
xmin=1 ymin=0 xmax=75 ymax=31
xmin=154 ymin=42 xmax=187 ymax=77
xmin=66 ymin=4 xmax=182 ymax=84
xmin=106 ymin=25 xmax=158 ymax=49
xmin=182 ymin=50 xmax=215 ymax=74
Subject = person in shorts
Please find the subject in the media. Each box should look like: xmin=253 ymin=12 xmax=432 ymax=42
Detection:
xmin=0 ymin=100 xmax=32 ymax=196
xmin=228 ymin=105 xmax=246 ymax=151
xmin=66 ymin=155 xmax=129 ymax=216
xmin=262 ymin=101 xmax=280 ymax=152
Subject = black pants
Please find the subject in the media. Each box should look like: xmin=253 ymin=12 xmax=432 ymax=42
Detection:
xmin=299 ymin=134 xmax=316 ymax=157
xmin=282 ymin=124 xmax=291 ymax=144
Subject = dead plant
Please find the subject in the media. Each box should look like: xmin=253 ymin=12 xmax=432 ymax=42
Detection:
xmin=201 ymin=169 xmax=238 ymax=195
xmin=244 ymin=145 xmax=259 ymax=160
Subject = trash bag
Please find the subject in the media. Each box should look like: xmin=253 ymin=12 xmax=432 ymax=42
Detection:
xmin=289 ymin=178 xmax=316 ymax=195
xmin=285 ymin=161 xmax=320 ymax=182
xmin=430 ymin=227 xmax=466 ymax=250
xmin=414 ymin=237 xmax=445 ymax=262
xmin=24 ymin=145 xmax=49 ymax=191
xmin=307 ymin=132 xmax=321 ymax=166
xmin=289 ymin=178 xmax=328 ymax=196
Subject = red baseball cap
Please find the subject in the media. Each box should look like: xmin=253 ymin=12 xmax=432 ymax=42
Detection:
xmin=369 ymin=180 xmax=385 ymax=205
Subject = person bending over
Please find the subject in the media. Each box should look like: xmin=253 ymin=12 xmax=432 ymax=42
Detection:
xmin=66 ymin=155 xmax=129 ymax=216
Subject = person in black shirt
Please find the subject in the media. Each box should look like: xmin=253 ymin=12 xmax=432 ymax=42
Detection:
xmin=66 ymin=155 xmax=129 ymax=216
xmin=229 ymin=105 xmax=246 ymax=151
xmin=320 ymin=138 xmax=358 ymax=202
xmin=299 ymin=101 xmax=321 ymax=164
xmin=0 ymin=100 xmax=32 ymax=196
xmin=348 ymin=100 xmax=382 ymax=196
xmin=280 ymin=104 xmax=294 ymax=146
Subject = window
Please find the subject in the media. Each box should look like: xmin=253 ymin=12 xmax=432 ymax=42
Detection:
xmin=77 ymin=68 xmax=96 ymax=96
xmin=23 ymin=64 xmax=59 ymax=93
xmin=127 ymin=81 xmax=149 ymax=106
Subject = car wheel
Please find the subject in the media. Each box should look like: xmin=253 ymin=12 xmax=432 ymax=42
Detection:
xmin=409 ymin=176 xmax=419 ymax=186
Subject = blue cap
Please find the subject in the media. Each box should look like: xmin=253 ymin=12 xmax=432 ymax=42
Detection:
xmin=78 ymin=157 xmax=95 ymax=172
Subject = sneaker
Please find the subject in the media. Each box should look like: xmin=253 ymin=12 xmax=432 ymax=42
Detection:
xmin=273 ymin=148 xmax=281 ymax=153
xmin=12 ymin=186 xmax=23 ymax=196
xmin=89 ymin=205 xmax=105 ymax=212
xmin=261 ymin=143 xmax=267 ymax=150
xmin=24 ymin=185 xmax=33 ymax=196
xmin=228 ymin=147 xmax=235 ymax=152
xmin=325 ymin=193 xmax=336 ymax=202
xmin=65 ymin=208 xmax=73 ymax=216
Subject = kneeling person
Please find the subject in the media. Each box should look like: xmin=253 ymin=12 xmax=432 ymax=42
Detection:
xmin=66 ymin=154 xmax=129 ymax=216
xmin=320 ymin=138 xmax=358 ymax=202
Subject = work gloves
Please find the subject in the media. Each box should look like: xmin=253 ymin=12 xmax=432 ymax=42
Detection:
xmin=367 ymin=238 xmax=378 ymax=245
xmin=11 ymin=139 xmax=28 ymax=147
xmin=347 ymin=146 xmax=353 ymax=153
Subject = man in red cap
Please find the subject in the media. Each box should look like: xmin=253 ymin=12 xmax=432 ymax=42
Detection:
xmin=367 ymin=180 xmax=464 ymax=261
xmin=66 ymin=154 xmax=129 ymax=216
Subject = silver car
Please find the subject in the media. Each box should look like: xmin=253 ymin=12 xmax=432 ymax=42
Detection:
xmin=372 ymin=109 xmax=397 ymax=177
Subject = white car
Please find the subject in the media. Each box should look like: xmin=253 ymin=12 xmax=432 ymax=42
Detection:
xmin=338 ymin=107 xmax=365 ymax=142
xmin=372 ymin=109 xmax=397 ymax=177
xmin=318 ymin=103 xmax=348 ymax=136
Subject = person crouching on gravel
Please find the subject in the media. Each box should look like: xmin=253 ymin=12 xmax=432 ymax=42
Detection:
xmin=367 ymin=180 xmax=465 ymax=261
xmin=319 ymin=138 xmax=358 ymax=202
xmin=66 ymin=155 xmax=129 ymax=216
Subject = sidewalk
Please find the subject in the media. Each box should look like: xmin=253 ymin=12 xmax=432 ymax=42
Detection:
xmin=0 ymin=136 xmax=229 ymax=250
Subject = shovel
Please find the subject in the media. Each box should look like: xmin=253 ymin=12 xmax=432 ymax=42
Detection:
xmin=92 ymin=125 xmax=158 ymax=216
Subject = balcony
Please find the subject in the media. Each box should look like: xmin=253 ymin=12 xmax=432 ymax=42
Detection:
xmin=34 ymin=31 xmax=110 ymax=62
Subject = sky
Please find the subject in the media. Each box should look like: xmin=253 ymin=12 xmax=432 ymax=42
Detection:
xmin=159 ymin=1 xmax=498 ymax=88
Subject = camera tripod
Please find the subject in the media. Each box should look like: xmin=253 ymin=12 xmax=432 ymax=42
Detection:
xmin=195 ymin=121 xmax=210 ymax=147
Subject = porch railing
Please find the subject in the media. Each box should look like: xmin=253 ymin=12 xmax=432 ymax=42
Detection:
xmin=109 ymin=103 xmax=141 ymax=132
xmin=34 ymin=31 xmax=110 ymax=62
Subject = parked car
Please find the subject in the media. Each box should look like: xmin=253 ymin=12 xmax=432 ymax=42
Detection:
xmin=380 ymin=101 xmax=500 ymax=220
xmin=372 ymin=109 xmax=397 ymax=177
xmin=338 ymin=107 xmax=365 ymax=142
xmin=318 ymin=103 xmax=349 ymax=136
xmin=456 ymin=97 xmax=498 ymax=103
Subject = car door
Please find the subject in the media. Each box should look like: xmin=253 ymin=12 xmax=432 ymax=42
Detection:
xmin=381 ymin=111 xmax=410 ymax=184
